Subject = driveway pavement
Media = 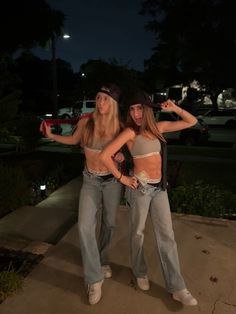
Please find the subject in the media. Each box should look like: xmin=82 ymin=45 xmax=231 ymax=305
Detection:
xmin=0 ymin=177 xmax=236 ymax=314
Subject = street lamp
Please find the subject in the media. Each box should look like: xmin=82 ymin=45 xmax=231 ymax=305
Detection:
xmin=51 ymin=33 xmax=70 ymax=118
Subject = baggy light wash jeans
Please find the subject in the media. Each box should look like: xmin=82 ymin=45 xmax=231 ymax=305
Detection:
xmin=78 ymin=168 xmax=122 ymax=284
xmin=126 ymin=183 xmax=186 ymax=293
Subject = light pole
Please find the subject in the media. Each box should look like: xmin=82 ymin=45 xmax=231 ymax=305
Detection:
xmin=51 ymin=33 xmax=70 ymax=118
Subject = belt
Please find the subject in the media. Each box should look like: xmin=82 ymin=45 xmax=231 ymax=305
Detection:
xmin=147 ymin=181 xmax=162 ymax=188
xmin=99 ymin=174 xmax=114 ymax=181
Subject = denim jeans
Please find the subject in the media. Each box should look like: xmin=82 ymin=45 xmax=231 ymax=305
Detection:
xmin=78 ymin=169 xmax=122 ymax=284
xmin=126 ymin=183 xmax=186 ymax=293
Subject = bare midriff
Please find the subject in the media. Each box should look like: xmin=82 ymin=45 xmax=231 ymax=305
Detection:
xmin=84 ymin=148 xmax=117 ymax=174
xmin=133 ymin=154 xmax=162 ymax=180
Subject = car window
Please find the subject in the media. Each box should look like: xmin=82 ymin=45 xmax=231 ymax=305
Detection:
xmin=86 ymin=101 xmax=95 ymax=108
xmin=206 ymin=110 xmax=235 ymax=117
xmin=219 ymin=111 xmax=233 ymax=116
xmin=207 ymin=111 xmax=218 ymax=117
xmin=213 ymin=111 xmax=221 ymax=116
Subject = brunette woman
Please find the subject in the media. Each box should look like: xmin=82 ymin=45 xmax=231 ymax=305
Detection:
xmin=100 ymin=90 xmax=198 ymax=306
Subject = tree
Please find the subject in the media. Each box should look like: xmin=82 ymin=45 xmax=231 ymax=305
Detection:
xmin=15 ymin=52 xmax=76 ymax=114
xmin=0 ymin=0 xmax=65 ymax=136
xmin=141 ymin=0 xmax=236 ymax=95
xmin=0 ymin=56 xmax=21 ymax=141
xmin=73 ymin=59 xmax=145 ymax=103
xmin=0 ymin=0 xmax=65 ymax=55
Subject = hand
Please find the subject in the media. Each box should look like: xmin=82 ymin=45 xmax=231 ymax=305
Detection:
xmin=40 ymin=121 xmax=52 ymax=138
xmin=120 ymin=175 xmax=138 ymax=189
xmin=113 ymin=152 xmax=125 ymax=163
xmin=160 ymin=99 xmax=177 ymax=111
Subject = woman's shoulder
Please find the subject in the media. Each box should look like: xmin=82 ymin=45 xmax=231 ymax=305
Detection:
xmin=118 ymin=127 xmax=136 ymax=143
xmin=78 ymin=114 xmax=93 ymax=126
xmin=123 ymin=127 xmax=136 ymax=136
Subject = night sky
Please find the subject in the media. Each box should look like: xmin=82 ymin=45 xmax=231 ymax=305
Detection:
xmin=32 ymin=0 xmax=156 ymax=73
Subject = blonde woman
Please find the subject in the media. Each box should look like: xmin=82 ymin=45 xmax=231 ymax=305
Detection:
xmin=40 ymin=84 xmax=123 ymax=305
xmin=100 ymin=90 xmax=198 ymax=306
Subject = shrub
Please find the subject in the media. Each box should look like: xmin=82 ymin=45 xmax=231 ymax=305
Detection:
xmin=0 ymin=163 xmax=30 ymax=217
xmin=15 ymin=115 xmax=42 ymax=152
xmin=167 ymin=160 xmax=183 ymax=188
xmin=169 ymin=180 xmax=236 ymax=218
xmin=32 ymin=164 xmax=63 ymax=196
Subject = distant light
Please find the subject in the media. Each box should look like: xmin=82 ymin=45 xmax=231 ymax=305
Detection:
xmin=45 ymin=113 xmax=52 ymax=117
xmin=81 ymin=72 xmax=86 ymax=77
xmin=40 ymin=184 xmax=46 ymax=191
xmin=63 ymin=34 xmax=70 ymax=39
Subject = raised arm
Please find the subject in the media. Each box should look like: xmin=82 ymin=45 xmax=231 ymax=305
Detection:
xmin=40 ymin=117 xmax=87 ymax=145
xmin=99 ymin=128 xmax=138 ymax=189
xmin=157 ymin=100 xmax=197 ymax=133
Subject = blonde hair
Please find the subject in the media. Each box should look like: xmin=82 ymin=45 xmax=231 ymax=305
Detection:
xmin=126 ymin=105 xmax=166 ymax=142
xmin=81 ymin=95 xmax=121 ymax=147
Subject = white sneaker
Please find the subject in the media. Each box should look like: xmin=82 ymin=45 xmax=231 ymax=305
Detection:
xmin=101 ymin=265 xmax=112 ymax=279
xmin=173 ymin=289 xmax=198 ymax=306
xmin=137 ymin=275 xmax=150 ymax=291
xmin=87 ymin=280 xmax=104 ymax=305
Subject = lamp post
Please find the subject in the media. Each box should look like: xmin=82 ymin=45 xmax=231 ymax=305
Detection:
xmin=51 ymin=33 xmax=57 ymax=117
xmin=51 ymin=33 xmax=70 ymax=118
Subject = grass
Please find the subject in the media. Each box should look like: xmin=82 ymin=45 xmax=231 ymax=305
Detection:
xmin=0 ymin=248 xmax=43 ymax=303
xmin=176 ymin=161 xmax=236 ymax=193
xmin=0 ymin=267 xmax=23 ymax=303
xmin=167 ymin=145 xmax=236 ymax=193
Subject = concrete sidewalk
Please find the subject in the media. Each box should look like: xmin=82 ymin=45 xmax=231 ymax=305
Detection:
xmin=0 ymin=177 xmax=82 ymax=251
xmin=0 ymin=177 xmax=236 ymax=314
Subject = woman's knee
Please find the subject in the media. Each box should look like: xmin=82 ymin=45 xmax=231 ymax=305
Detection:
xmin=131 ymin=222 xmax=145 ymax=237
xmin=158 ymin=226 xmax=176 ymax=243
xmin=78 ymin=222 xmax=89 ymax=236
xmin=78 ymin=214 xmax=95 ymax=234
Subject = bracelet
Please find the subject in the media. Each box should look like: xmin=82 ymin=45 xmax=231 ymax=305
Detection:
xmin=117 ymin=173 xmax=123 ymax=181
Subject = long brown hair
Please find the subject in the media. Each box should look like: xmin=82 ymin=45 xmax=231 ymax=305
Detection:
xmin=126 ymin=105 xmax=166 ymax=142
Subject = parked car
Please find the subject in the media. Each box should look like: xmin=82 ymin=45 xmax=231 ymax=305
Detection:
xmin=156 ymin=111 xmax=209 ymax=145
xmin=57 ymin=100 xmax=96 ymax=119
xmin=75 ymin=100 xmax=96 ymax=115
xmin=57 ymin=107 xmax=75 ymax=119
xmin=38 ymin=114 xmax=63 ymax=135
xmin=197 ymin=109 xmax=236 ymax=128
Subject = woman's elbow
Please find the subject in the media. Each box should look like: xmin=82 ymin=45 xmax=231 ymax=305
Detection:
xmin=191 ymin=117 xmax=198 ymax=127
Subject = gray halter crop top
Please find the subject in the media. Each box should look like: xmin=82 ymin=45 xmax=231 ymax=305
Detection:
xmin=84 ymin=138 xmax=112 ymax=153
xmin=130 ymin=135 xmax=161 ymax=159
